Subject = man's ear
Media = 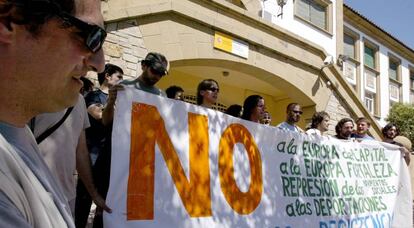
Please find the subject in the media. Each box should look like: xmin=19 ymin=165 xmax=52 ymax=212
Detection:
xmin=0 ymin=18 xmax=13 ymax=44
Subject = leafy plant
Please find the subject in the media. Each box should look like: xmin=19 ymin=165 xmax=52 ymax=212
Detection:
xmin=386 ymin=103 xmax=414 ymax=143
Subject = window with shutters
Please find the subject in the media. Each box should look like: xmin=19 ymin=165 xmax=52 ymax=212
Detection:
xmin=364 ymin=45 xmax=375 ymax=69
xmin=343 ymin=34 xmax=355 ymax=59
xmin=388 ymin=55 xmax=401 ymax=103
xmin=295 ymin=0 xmax=332 ymax=33
xmin=364 ymin=68 xmax=380 ymax=115
xmin=389 ymin=59 xmax=398 ymax=81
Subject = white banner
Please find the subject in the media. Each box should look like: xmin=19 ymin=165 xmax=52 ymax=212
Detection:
xmin=104 ymin=88 xmax=412 ymax=228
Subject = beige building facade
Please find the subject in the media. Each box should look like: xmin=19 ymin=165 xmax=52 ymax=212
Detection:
xmin=100 ymin=0 xmax=383 ymax=138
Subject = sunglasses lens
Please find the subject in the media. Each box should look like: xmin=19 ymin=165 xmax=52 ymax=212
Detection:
xmin=87 ymin=28 xmax=106 ymax=53
xmin=150 ymin=68 xmax=166 ymax=76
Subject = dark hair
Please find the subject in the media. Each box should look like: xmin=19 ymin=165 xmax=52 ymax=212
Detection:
xmin=382 ymin=123 xmax=400 ymax=137
xmin=166 ymin=85 xmax=184 ymax=99
xmin=80 ymin=77 xmax=94 ymax=93
xmin=241 ymin=95 xmax=263 ymax=121
xmin=0 ymin=0 xmax=75 ymax=36
xmin=196 ymin=79 xmax=219 ymax=105
xmin=356 ymin=117 xmax=371 ymax=126
xmin=335 ymin=118 xmax=354 ymax=135
xmin=97 ymin=63 xmax=124 ymax=85
xmin=286 ymin=103 xmax=300 ymax=112
xmin=310 ymin=111 xmax=330 ymax=129
xmin=141 ymin=52 xmax=168 ymax=75
xmin=225 ymin=104 xmax=242 ymax=118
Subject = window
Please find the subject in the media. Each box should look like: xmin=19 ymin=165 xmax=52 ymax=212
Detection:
xmin=389 ymin=59 xmax=398 ymax=81
xmin=364 ymin=69 xmax=379 ymax=115
xmin=296 ymin=0 xmax=329 ymax=30
xmin=364 ymin=45 xmax=375 ymax=69
xmin=364 ymin=92 xmax=375 ymax=114
xmin=388 ymin=56 xmax=401 ymax=103
xmin=410 ymin=71 xmax=414 ymax=90
xmin=343 ymin=33 xmax=355 ymax=59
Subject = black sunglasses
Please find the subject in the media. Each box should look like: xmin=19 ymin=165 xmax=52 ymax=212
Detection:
xmin=58 ymin=12 xmax=107 ymax=53
xmin=207 ymin=87 xmax=219 ymax=92
xmin=293 ymin=110 xmax=303 ymax=115
xmin=149 ymin=67 xmax=167 ymax=77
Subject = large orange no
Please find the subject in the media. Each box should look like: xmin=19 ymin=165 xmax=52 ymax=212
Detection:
xmin=127 ymin=103 xmax=263 ymax=220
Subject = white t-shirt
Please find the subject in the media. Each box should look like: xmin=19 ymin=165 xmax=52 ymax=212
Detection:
xmin=34 ymin=94 xmax=90 ymax=202
xmin=306 ymin=128 xmax=321 ymax=136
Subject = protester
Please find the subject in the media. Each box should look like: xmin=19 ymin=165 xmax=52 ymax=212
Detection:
xmin=306 ymin=111 xmax=330 ymax=136
xmin=31 ymin=94 xmax=110 ymax=216
xmin=81 ymin=77 xmax=95 ymax=96
xmin=334 ymin=118 xmax=354 ymax=139
xmin=352 ymin=117 xmax=374 ymax=140
xmin=95 ymin=52 xmax=168 ymax=228
xmin=277 ymin=103 xmax=304 ymax=132
xmin=382 ymin=123 xmax=400 ymax=144
xmin=76 ymin=64 xmax=123 ymax=228
xmin=197 ymin=79 xmax=220 ymax=109
xmin=382 ymin=123 xmax=410 ymax=165
xmin=260 ymin=111 xmax=272 ymax=125
xmin=84 ymin=64 xmax=123 ymax=164
xmin=225 ymin=104 xmax=243 ymax=118
xmin=166 ymin=85 xmax=184 ymax=101
xmin=241 ymin=95 xmax=265 ymax=123
xmin=0 ymin=0 xmax=106 ymax=227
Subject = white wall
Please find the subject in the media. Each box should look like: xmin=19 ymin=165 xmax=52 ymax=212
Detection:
xmin=261 ymin=0 xmax=337 ymax=58
xmin=344 ymin=22 xmax=414 ymax=126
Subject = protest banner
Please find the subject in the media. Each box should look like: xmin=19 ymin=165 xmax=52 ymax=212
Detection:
xmin=104 ymin=88 xmax=412 ymax=228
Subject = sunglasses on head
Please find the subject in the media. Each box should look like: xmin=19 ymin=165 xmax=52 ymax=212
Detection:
xmin=58 ymin=12 xmax=107 ymax=53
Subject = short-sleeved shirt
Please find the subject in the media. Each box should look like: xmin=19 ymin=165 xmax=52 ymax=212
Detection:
xmin=121 ymin=79 xmax=166 ymax=97
xmin=306 ymin=128 xmax=321 ymax=136
xmin=0 ymin=122 xmax=74 ymax=227
xmin=33 ymin=94 xmax=90 ymax=202
xmin=277 ymin=121 xmax=303 ymax=133
xmin=84 ymin=89 xmax=108 ymax=163
xmin=352 ymin=133 xmax=374 ymax=140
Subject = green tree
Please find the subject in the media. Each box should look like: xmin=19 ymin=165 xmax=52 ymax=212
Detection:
xmin=386 ymin=103 xmax=414 ymax=143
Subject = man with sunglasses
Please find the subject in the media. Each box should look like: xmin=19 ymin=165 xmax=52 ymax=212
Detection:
xmin=277 ymin=103 xmax=304 ymax=133
xmin=86 ymin=52 xmax=168 ymax=227
xmin=102 ymin=52 xmax=168 ymax=126
xmin=0 ymin=0 xmax=106 ymax=227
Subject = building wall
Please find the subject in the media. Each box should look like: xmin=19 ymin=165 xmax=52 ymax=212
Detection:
xmin=262 ymin=0 xmax=338 ymax=58
xmin=343 ymin=22 xmax=414 ymax=126
xmin=101 ymin=0 xmax=382 ymax=138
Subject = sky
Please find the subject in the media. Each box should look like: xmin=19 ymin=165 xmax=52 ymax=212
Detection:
xmin=344 ymin=0 xmax=414 ymax=50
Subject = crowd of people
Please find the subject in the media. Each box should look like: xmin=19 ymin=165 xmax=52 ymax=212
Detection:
xmin=79 ymin=56 xmax=411 ymax=227
xmin=0 ymin=1 xmax=412 ymax=228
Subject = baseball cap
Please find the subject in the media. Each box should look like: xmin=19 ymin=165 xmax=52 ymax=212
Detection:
xmin=141 ymin=52 xmax=168 ymax=76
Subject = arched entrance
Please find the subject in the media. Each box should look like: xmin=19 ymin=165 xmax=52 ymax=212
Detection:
xmin=157 ymin=59 xmax=317 ymax=128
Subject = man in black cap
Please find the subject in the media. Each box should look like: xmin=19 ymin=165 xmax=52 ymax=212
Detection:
xmin=90 ymin=52 xmax=168 ymax=227
xmin=102 ymin=52 xmax=168 ymax=125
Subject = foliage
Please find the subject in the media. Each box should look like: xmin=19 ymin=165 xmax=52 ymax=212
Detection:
xmin=386 ymin=102 xmax=414 ymax=143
